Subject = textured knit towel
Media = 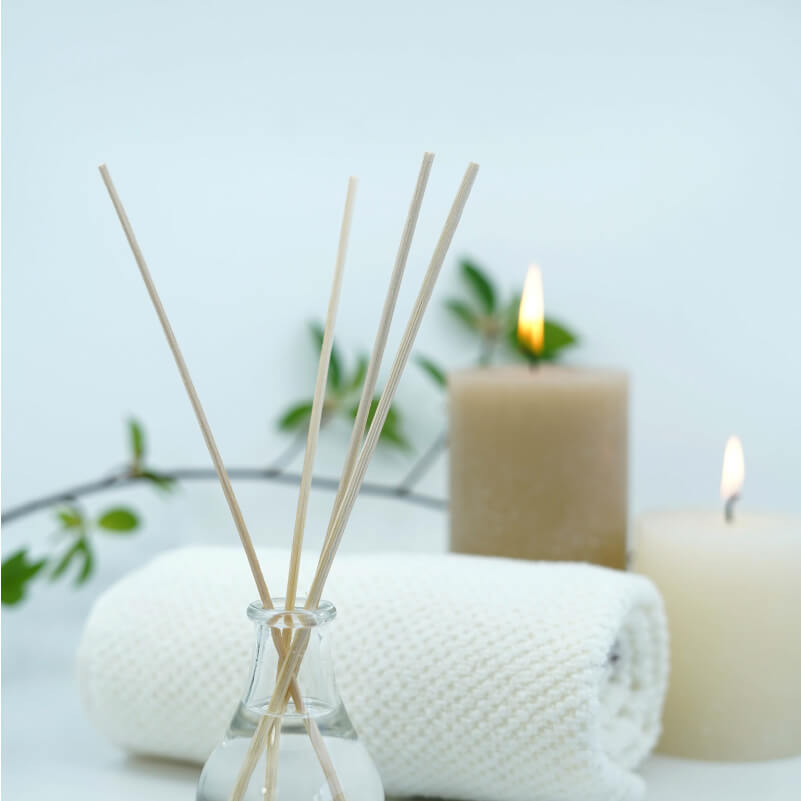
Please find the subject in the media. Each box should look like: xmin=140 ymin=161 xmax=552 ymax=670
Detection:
xmin=77 ymin=547 xmax=668 ymax=801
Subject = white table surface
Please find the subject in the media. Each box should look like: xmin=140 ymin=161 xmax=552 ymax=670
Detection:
xmin=3 ymin=672 xmax=800 ymax=801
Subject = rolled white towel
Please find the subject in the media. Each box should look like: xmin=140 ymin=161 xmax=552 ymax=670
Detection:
xmin=77 ymin=547 xmax=668 ymax=801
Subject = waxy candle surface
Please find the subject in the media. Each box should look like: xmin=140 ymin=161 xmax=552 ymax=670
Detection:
xmin=633 ymin=510 xmax=801 ymax=761
xmin=449 ymin=365 xmax=628 ymax=568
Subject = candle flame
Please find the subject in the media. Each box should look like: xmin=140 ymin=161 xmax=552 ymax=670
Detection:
xmin=720 ymin=435 xmax=745 ymax=501
xmin=518 ymin=265 xmax=544 ymax=355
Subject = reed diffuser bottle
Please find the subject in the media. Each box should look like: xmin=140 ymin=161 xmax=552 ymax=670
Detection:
xmin=197 ymin=598 xmax=383 ymax=801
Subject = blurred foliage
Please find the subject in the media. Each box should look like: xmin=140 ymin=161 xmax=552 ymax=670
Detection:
xmin=415 ymin=259 xmax=579 ymax=386
xmin=1 ymin=550 xmax=46 ymax=606
xmin=414 ymin=355 xmax=447 ymax=389
xmin=276 ymin=322 xmax=410 ymax=450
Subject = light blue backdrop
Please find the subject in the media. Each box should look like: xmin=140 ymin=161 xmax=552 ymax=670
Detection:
xmin=3 ymin=1 xmax=801 ymax=676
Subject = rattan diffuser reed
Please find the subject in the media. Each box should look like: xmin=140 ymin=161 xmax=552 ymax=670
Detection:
xmin=99 ymin=154 xmax=479 ymax=801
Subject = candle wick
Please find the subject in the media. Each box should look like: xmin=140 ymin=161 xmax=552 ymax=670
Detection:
xmin=724 ymin=493 xmax=740 ymax=524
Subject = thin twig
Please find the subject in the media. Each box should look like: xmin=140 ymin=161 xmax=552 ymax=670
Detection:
xmin=397 ymin=429 xmax=448 ymax=492
xmin=267 ymin=429 xmax=308 ymax=472
xmin=2 ymin=473 xmax=131 ymax=523
xmin=173 ymin=468 xmax=447 ymax=509
xmin=0 ymin=464 xmax=447 ymax=526
xmin=478 ymin=334 xmax=497 ymax=366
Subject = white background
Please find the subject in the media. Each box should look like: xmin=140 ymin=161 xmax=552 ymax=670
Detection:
xmin=3 ymin=0 xmax=801 ymax=797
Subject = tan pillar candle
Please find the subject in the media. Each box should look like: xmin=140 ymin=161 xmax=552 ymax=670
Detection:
xmin=448 ymin=265 xmax=628 ymax=569
xmin=633 ymin=437 xmax=801 ymax=760
xmin=448 ymin=364 xmax=628 ymax=568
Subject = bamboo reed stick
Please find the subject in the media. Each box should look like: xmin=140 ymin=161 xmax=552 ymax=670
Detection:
xmin=229 ymin=161 xmax=479 ymax=801
xmin=267 ymin=177 xmax=356 ymax=800
xmin=313 ymin=161 xmax=479 ymax=589
xmin=327 ymin=153 xmax=433 ymax=527
xmin=98 ymin=164 xmax=272 ymax=605
xmin=98 ymin=164 xmax=345 ymax=801
xmin=265 ymin=160 xmax=430 ymax=799
xmin=285 ymin=177 xmax=357 ymax=612
xmin=266 ymin=158 xmax=429 ymax=795
xmin=265 ymin=724 xmax=280 ymax=800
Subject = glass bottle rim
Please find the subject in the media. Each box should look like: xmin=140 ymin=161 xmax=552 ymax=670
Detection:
xmin=247 ymin=597 xmax=336 ymax=629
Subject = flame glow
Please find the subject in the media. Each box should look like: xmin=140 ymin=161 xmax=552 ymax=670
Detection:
xmin=518 ymin=265 xmax=545 ymax=355
xmin=720 ymin=435 xmax=745 ymax=501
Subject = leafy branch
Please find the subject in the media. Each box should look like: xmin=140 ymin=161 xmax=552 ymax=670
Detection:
xmin=2 ymin=499 xmax=140 ymax=605
xmin=2 ymin=420 xmax=163 ymax=605
xmin=0 ymin=414 xmax=436 ymax=605
xmin=2 ymin=257 xmax=580 ymax=607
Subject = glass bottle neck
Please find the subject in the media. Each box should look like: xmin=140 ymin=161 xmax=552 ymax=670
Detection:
xmin=242 ymin=599 xmax=342 ymax=721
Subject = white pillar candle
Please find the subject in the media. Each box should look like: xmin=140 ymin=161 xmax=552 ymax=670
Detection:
xmin=633 ymin=439 xmax=801 ymax=760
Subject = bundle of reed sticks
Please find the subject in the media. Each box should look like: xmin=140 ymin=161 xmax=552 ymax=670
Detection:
xmin=99 ymin=153 xmax=478 ymax=801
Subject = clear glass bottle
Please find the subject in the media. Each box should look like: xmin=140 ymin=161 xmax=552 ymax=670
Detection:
xmin=197 ymin=598 xmax=384 ymax=801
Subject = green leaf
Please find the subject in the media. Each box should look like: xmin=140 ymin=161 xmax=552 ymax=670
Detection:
xmin=75 ymin=538 xmax=95 ymax=585
xmin=277 ymin=401 xmax=313 ymax=431
xmin=379 ymin=423 xmax=410 ymax=449
xmin=460 ymin=259 xmax=496 ymax=314
xmin=541 ymin=319 xmax=578 ymax=358
xmin=415 ymin=355 xmax=447 ymax=389
xmin=444 ymin=299 xmax=480 ymax=331
xmin=140 ymin=470 xmax=177 ymax=493
xmin=309 ymin=321 xmax=325 ymax=349
xmin=56 ymin=506 xmax=83 ymax=529
xmin=378 ymin=414 xmax=411 ymax=449
xmin=50 ymin=539 xmax=83 ymax=581
xmin=349 ymin=398 xmax=398 ymax=428
xmin=504 ymin=296 xmax=578 ymax=361
xmin=2 ymin=549 xmax=46 ymax=605
xmin=51 ymin=537 xmax=95 ymax=586
xmin=309 ymin=322 xmax=342 ymax=391
xmin=505 ymin=294 xmax=522 ymax=328
xmin=350 ymin=399 xmax=409 ymax=449
xmin=128 ymin=418 xmax=145 ymax=463
xmin=348 ymin=354 xmax=369 ymax=393
xmin=97 ymin=507 xmax=139 ymax=533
